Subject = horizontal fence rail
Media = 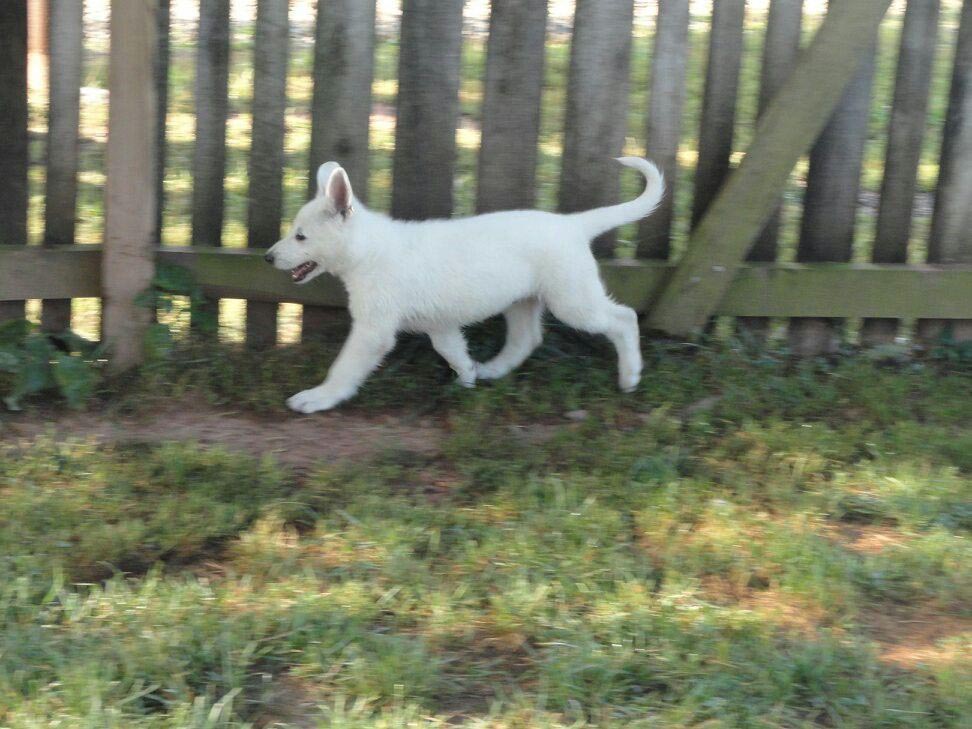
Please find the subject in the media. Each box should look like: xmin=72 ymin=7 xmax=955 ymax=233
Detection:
xmin=6 ymin=246 xmax=972 ymax=321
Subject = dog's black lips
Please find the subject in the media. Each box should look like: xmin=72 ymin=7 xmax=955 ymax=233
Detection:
xmin=290 ymin=261 xmax=318 ymax=283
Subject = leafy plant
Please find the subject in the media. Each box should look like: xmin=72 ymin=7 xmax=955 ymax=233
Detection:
xmin=0 ymin=319 xmax=103 ymax=410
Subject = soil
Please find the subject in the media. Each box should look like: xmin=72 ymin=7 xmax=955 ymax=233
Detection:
xmin=0 ymin=401 xmax=445 ymax=473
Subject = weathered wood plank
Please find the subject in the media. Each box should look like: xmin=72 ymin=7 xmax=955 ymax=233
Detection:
xmin=789 ymin=0 xmax=878 ymax=356
xmin=476 ymin=0 xmax=548 ymax=213
xmin=921 ymin=0 xmax=972 ymax=346
xmin=191 ymin=0 xmax=229 ymax=247
xmin=154 ymin=0 xmax=170 ymax=245
xmin=391 ymin=0 xmax=463 ymax=220
xmin=691 ymin=0 xmax=746 ymax=228
xmin=559 ymin=0 xmax=635 ymax=257
xmin=863 ymin=0 xmax=940 ymax=346
xmin=102 ymin=0 xmax=157 ymax=371
xmin=738 ymin=0 xmax=804 ymax=339
xmin=246 ymin=0 xmax=289 ymax=348
xmin=309 ymin=0 xmax=376 ymax=199
xmin=8 ymin=246 xmax=972 ymax=321
xmin=0 ymin=0 xmax=29 ymax=322
xmin=41 ymin=0 xmax=85 ymax=332
xmin=646 ymin=0 xmax=893 ymax=337
xmin=637 ymin=0 xmax=691 ymax=260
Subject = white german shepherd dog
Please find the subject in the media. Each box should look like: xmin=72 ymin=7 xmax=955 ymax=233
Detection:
xmin=265 ymin=157 xmax=664 ymax=413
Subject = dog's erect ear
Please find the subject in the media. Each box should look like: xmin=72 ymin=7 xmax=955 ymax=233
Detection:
xmin=316 ymin=162 xmax=354 ymax=218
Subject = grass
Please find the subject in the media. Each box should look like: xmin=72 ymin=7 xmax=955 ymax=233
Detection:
xmin=2 ymin=336 xmax=972 ymax=726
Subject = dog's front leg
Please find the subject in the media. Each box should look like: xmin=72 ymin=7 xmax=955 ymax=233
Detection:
xmin=287 ymin=324 xmax=397 ymax=413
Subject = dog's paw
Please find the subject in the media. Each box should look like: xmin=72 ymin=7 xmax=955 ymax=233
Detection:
xmin=619 ymin=372 xmax=641 ymax=394
xmin=287 ymin=388 xmax=338 ymax=414
xmin=475 ymin=361 xmax=507 ymax=380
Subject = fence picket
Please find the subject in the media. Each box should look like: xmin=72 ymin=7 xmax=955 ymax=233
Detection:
xmin=304 ymin=0 xmax=376 ymax=339
xmin=560 ymin=0 xmax=635 ymax=258
xmin=691 ymin=0 xmax=746 ymax=229
xmin=41 ymin=0 xmax=84 ymax=332
xmin=788 ymin=5 xmax=877 ymax=356
xmin=921 ymin=0 xmax=972 ymax=346
xmin=476 ymin=0 xmax=548 ymax=214
xmin=638 ymin=0 xmax=690 ymax=260
xmin=0 ymin=1 xmax=28 ymax=323
xmin=245 ymin=0 xmax=289 ymax=348
xmin=391 ymin=0 xmax=463 ymax=220
xmin=738 ymin=0 xmax=804 ymax=338
xmin=863 ymin=0 xmax=940 ymax=346
xmin=154 ymin=0 xmax=170 ymax=245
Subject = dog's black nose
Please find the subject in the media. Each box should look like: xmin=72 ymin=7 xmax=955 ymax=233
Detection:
xmin=264 ymin=252 xmax=275 ymax=264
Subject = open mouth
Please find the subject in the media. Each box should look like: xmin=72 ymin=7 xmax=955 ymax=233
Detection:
xmin=290 ymin=261 xmax=319 ymax=283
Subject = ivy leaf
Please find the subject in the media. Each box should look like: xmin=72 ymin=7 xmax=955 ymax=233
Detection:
xmin=53 ymin=353 xmax=96 ymax=409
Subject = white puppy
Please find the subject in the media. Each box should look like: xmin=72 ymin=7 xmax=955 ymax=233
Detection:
xmin=265 ymin=157 xmax=664 ymax=413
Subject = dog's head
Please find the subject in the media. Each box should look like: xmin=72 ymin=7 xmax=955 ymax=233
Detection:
xmin=264 ymin=162 xmax=355 ymax=284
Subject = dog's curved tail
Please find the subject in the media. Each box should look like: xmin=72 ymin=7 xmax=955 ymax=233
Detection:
xmin=571 ymin=157 xmax=665 ymax=240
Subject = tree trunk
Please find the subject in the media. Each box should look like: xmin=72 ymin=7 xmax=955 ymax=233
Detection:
xmin=559 ymin=0 xmax=635 ymax=258
xmin=102 ymin=0 xmax=158 ymax=371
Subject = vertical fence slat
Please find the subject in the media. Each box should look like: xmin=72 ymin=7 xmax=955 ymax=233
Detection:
xmin=0 ymin=1 xmax=28 ymax=323
xmin=103 ymin=0 xmax=157 ymax=370
xmin=190 ymin=0 xmax=229 ymax=331
xmin=862 ymin=0 xmax=940 ymax=346
xmin=303 ymin=0 xmax=376 ymax=339
xmin=921 ymin=0 xmax=972 ymax=345
xmin=308 ymin=0 xmax=376 ymax=200
xmin=559 ymin=0 xmax=635 ymax=258
xmin=191 ymin=0 xmax=229 ymax=248
xmin=476 ymin=0 xmax=548 ymax=214
xmin=738 ymin=0 xmax=804 ymax=339
xmin=154 ymin=0 xmax=170 ymax=244
xmin=245 ymin=0 xmax=289 ymax=349
xmin=41 ymin=0 xmax=84 ymax=332
xmin=391 ymin=0 xmax=463 ymax=220
xmin=691 ymin=0 xmax=746 ymax=228
xmin=637 ymin=0 xmax=690 ymax=260
xmin=789 ymin=21 xmax=877 ymax=356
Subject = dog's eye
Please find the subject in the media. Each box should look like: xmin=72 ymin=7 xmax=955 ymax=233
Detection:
xmin=295 ymin=232 xmax=306 ymax=241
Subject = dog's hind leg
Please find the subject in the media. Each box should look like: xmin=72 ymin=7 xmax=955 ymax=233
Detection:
xmin=430 ymin=327 xmax=478 ymax=388
xmin=545 ymin=283 xmax=642 ymax=393
xmin=477 ymin=298 xmax=544 ymax=380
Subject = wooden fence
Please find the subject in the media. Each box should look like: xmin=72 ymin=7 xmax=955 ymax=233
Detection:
xmin=2 ymin=0 xmax=972 ymax=367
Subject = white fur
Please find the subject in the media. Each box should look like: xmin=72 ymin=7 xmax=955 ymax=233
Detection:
xmin=266 ymin=157 xmax=665 ymax=413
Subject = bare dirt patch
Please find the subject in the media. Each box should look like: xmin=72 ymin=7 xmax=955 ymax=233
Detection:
xmin=1 ymin=402 xmax=444 ymax=473
xmin=862 ymin=604 xmax=972 ymax=669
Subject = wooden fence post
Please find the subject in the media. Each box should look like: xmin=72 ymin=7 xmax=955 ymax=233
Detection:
xmin=646 ymin=0 xmax=893 ymax=337
xmin=0 ymin=1 xmax=29 ymax=324
xmin=190 ymin=0 xmax=229 ymax=330
xmin=304 ymin=0 xmax=376 ymax=338
xmin=154 ymin=0 xmax=170 ymax=245
xmin=102 ymin=0 xmax=157 ymax=371
xmin=920 ymin=0 xmax=972 ymax=346
xmin=391 ymin=0 xmax=463 ymax=220
xmin=691 ymin=0 xmax=746 ymax=229
xmin=476 ymin=0 xmax=548 ymax=214
xmin=863 ymin=0 xmax=940 ymax=347
xmin=559 ymin=0 xmax=635 ymax=258
xmin=245 ymin=0 xmax=289 ymax=349
xmin=638 ymin=0 xmax=690 ymax=260
xmin=789 ymin=4 xmax=877 ymax=356
xmin=41 ymin=0 xmax=84 ymax=333
xmin=738 ymin=0 xmax=804 ymax=339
